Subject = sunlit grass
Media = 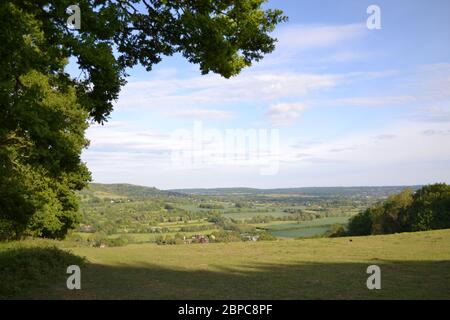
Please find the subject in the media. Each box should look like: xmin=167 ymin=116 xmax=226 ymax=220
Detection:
xmin=2 ymin=229 xmax=449 ymax=299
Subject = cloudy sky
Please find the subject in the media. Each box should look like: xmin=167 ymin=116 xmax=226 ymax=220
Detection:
xmin=80 ymin=0 xmax=450 ymax=189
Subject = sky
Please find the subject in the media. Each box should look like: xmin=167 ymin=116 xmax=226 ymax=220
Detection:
xmin=80 ymin=0 xmax=450 ymax=189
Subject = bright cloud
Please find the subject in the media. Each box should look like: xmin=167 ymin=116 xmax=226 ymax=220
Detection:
xmin=116 ymin=72 xmax=340 ymax=110
xmin=275 ymin=23 xmax=366 ymax=51
xmin=266 ymin=103 xmax=307 ymax=127
xmin=80 ymin=1 xmax=450 ymax=188
xmin=169 ymin=109 xmax=234 ymax=120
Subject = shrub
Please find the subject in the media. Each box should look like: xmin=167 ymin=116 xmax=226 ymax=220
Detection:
xmin=326 ymin=224 xmax=347 ymax=237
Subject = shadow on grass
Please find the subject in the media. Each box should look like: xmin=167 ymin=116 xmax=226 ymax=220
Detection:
xmin=2 ymin=247 xmax=448 ymax=299
xmin=0 ymin=246 xmax=84 ymax=299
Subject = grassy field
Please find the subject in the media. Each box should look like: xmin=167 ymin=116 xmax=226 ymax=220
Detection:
xmin=222 ymin=209 xmax=291 ymax=220
xmin=253 ymin=217 xmax=350 ymax=238
xmin=3 ymin=229 xmax=449 ymax=299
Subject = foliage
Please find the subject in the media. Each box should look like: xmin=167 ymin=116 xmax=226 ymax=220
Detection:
xmin=0 ymin=1 xmax=285 ymax=240
xmin=74 ymin=183 xmax=404 ymax=241
xmin=199 ymin=203 xmax=224 ymax=209
xmin=347 ymin=209 xmax=373 ymax=236
xmin=0 ymin=70 xmax=90 ymax=239
xmin=409 ymin=183 xmax=450 ymax=231
xmin=347 ymin=184 xmax=450 ymax=236
xmin=257 ymin=231 xmax=277 ymax=241
xmin=325 ymin=224 xmax=348 ymax=238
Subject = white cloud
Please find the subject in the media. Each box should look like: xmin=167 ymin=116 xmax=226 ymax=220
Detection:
xmin=85 ymin=124 xmax=177 ymax=155
xmin=79 ymin=12 xmax=450 ymax=190
xmin=325 ymin=96 xmax=415 ymax=107
xmin=116 ymin=72 xmax=340 ymax=110
xmin=275 ymin=23 xmax=366 ymax=51
xmin=257 ymin=23 xmax=368 ymax=67
xmin=266 ymin=103 xmax=307 ymax=127
xmin=283 ymin=120 xmax=450 ymax=168
xmin=169 ymin=108 xmax=234 ymax=120
xmin=84 ymin=118 xmax=450 ymax=188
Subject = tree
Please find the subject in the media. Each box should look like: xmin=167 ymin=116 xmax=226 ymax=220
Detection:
xmin=347 ymin=207 xmax=375 ymax=236
xmin=0 ymin=70 xmax=90 ymax=239
xmin=0 ymin=0 xmax=286 ymax=239
xmin=346 ymin=184 xmax=450 ymax=237
xmin=379 ymin=188 xmax=413 ymax=234
xmin=409 ymin=183 xmax=450 ymax=231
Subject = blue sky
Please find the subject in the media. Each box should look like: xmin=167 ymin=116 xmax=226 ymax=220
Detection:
xmin=81 ymin=0 xmax=450 ymax=189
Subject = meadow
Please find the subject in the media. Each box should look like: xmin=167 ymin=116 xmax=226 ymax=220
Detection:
xmin=5 ymin=183 xmax=445 ymax=300
xmin=253 ymin=217 xmax=351 ymax=238
xmin=2 ymin=229 xmax=449 ymax=299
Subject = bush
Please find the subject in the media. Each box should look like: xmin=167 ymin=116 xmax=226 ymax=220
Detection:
xmin=164 ymin=203 xmax=174 ymax=210
xmin=258 ymin=231 xmax=277 ymax=241
xmin=325 ymin=224 xmax=347 ymax=237
xmin=106 ymin=236 xmax=129 ymax=247
xmin=199 ymin=203 xmax=224 ymax=209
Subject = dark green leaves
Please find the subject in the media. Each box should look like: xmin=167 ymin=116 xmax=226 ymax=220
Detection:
xmin=0 ymin=0 xmax=285 ymax=239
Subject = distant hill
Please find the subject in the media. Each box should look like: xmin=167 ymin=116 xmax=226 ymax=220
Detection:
xmin=79 ymin=183 xmax=183 ymax=200
xmin=79 ymin=183 xmax=422 ymax=200
xmin=169 ymin=186 xmax=422 ymax=197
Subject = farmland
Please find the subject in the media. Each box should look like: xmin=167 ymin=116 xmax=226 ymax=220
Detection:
xmin=71 ymin=183 xmax=411 ymax=246
xmin=253 ymin=217 xmax=351 ymax=238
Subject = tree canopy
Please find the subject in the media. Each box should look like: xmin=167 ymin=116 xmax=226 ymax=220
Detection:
xmin=0 ymin=0 xmax=286 ymax=239
xmin=346 ymin=184 xmax=450 ymax=237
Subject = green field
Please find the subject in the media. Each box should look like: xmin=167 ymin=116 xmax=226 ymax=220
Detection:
xmin=254 ymin=217 xmax=350 ymax=238
xmin=222 ymin=209 xmax=291 ymax=220
xmin=3 ymin=229 xmax=450 ymax=299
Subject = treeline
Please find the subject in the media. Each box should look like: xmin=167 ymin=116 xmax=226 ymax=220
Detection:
xmin=344 ymin=184 xmax=450 ymax=236
xmin=199 ymin=203 xmax=225 ymax=209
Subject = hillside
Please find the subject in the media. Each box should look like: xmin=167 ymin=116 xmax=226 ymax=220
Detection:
xmin=74 ymin=183 xmax=420 ymax=241
xmin=78 ymin=183 xmax=183 ymax=200
xmin=80 ymin=183 xmax=418 ymax=199
xmin=170 ymin=186 xmax=419 ymax=197
xmin=3 ymin=229 xmax=450 ymax=299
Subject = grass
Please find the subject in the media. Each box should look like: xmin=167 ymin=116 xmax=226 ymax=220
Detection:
xmin=253 ymin=217 xmax=350 ymax=238
xmin=271 ymin=226 xmax=332 ymax=238
xmin=0 ymin=240 xmax=84 ymax=299
xmin=1 ymin=229 xmax=450 ymax=299
xmin=222 ymin=209 xmax=291 ymax=220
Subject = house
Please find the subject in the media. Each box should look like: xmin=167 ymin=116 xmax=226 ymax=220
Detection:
xmin=183 ymin=234 xmax=209 ymax=244
xmin=193 ymin=234 xmax=209 ymax=243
